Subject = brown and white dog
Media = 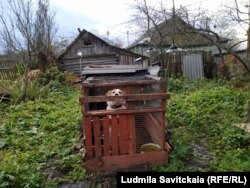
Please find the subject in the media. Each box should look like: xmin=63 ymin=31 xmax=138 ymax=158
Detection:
xmin=106 ymin=89 xmax=127 ymax=111
xmin=104 ymin=89 xmax=127 ymax=143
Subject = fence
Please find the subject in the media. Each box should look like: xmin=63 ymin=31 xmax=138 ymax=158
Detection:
xmin=150 ymin=51 xmax=213 ymax=79
xmin=0 ymin=59 xmax=19 ymax=79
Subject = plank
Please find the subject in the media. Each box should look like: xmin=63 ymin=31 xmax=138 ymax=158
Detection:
xmin=85 ymin=117 xmax=93 ymax=158
xmin=111 ymin=116 xmax=119 ymax=155
xmin=119 ymin=115 xmax=129 ymax=154
xmin=82 ymin=79 xmax=166 ymax=87
xmin=84 ymin=107 xmax=165 ymax=116
xmin=103 ymin=116 xmax=111 ymax=156
xmin=93 ymin=117 xmax=101 ymax=158
xmin=81 ymin=93 xmax=167 ymax=103
xmin=127 ymin=115 xmax=135 ymax=154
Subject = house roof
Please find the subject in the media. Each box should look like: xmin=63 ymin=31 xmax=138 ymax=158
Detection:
xmin=128 ymin=16 xmax=229 ymax=49
xmin=58 ymin=29 xmax=148 ymax=60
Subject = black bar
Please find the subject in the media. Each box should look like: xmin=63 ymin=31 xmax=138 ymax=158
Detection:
xmin=117 ymin=172 xmax=250 ymax=187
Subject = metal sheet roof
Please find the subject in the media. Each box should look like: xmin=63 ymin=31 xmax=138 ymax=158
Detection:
xmin=81 ymin=65 xmax=148 ymax=75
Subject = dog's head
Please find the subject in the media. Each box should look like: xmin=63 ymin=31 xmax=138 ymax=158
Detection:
xmin=106 ymin=89 xmax=126 ymax=110
xmin=106 ymin=89 xmax=125 ymax=97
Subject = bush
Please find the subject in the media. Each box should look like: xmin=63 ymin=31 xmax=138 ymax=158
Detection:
xmin=0 ymin=78 xmax=52 ymax=104
xmin=38 ymin=67 xmax=71 ymax=86
xmin=0 ymin=67 xmax=74 ymax=104
xmin=166 ymin=77 xmax=250 ymax=171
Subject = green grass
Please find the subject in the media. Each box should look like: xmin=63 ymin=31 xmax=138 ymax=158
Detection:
xmin=156 ymin=77 xmax=250 ymax=172
xmin=0 ymin=85 xmax=85 ymax=187
xmin=1 ymin=75 xmax=250 ymax=186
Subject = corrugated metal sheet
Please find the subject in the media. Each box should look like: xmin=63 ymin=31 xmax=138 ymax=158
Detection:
xmin=182 ymin=54 xmax=204 ymax=80
xmin=82 ymin=65 xmax=147 ymax=75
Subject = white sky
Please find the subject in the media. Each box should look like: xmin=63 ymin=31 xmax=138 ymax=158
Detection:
xmin=50 ymin=0 xmax=135 ymax=40
xmin=50 ymin=0 xmax=225 ymax=34
xmin=1 ymin=0 xmax=249 ymax=48
xmin=50 ymin=0 xmax=249 ymax=47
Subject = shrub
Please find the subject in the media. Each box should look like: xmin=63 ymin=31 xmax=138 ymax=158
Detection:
xmin=38 ymin=67 xmax=72 ymax=86
xmin=166 ymin=77 xmax=250 ymax=171
xmin=0 ymin=67 xmax=74 ymax=104
xmin=0 ymin=78 xmax=51 ymax=104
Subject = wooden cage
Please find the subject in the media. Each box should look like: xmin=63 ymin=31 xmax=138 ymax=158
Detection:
xmin=80 ymin=71 xmax=170 ymax=172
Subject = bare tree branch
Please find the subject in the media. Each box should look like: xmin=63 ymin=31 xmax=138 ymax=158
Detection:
xmin=0 ymin=0 xmax=57 ymax=102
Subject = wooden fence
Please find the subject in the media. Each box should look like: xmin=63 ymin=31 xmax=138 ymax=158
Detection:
xmin=0 ymin=59 xmax=19 ymax=80
xmin=150 ymin=51 xmax=213 ymax=79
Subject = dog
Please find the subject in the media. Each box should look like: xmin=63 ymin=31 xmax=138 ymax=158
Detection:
xmin=106 ymin=89 xmax=127 ymax=111
xmin=102 ymin=89 xmax=127 ymax=150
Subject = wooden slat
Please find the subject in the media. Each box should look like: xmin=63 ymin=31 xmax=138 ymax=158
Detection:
xmin=82 ymin=79 xmax=166 ymax=87
xmin=83 ymin=88 xmax=89 ymax=112
xmin=85 ymin=117 xmax=93 ymax=158
xmin=103 ymin=116 xmax=111 ymax=156
xmin=119 ymin=115 xmax=129 ymax=155
xmin=94 ymin=117 xmax=101 ymax=158
xmin=84 ymin=107 xmax=165 ymax=116
xmin=81 ymin=93 xmax=167 ymax=103
xmin=111 ymin=116 xmax=119 ymax=155
xmin=128 ymin=115 xmax=135 ymax=154
xmin=160 ymin=83 xmax=167 ymax=149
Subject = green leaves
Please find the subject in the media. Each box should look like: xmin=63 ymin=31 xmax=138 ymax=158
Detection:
xmin=164 ymin=77 xmax=250 ymax=171
xmin=0 ymin=85 xmax=84 ymax=187
xmin=0 ymin=139 xmax=8 ymax=149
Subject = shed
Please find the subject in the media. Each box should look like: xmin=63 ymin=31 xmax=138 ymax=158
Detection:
xmin=128 ymin=16 xmax=229 ymax=57
xmin=58 ymin=29 xmax=149 ymax=76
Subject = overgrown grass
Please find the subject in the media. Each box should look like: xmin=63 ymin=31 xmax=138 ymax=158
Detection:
xmin=157 ymin=77 xmax=250 ymax=172
xmin=1 ymin=73 xmax=250 ymax=186
xmin=0 ymin=69 xmax=85 ymax=187
xmin=0 ymin=67 xmax=73 ymax=104
xmin=0 ymin=85 xmax=85 ymax=187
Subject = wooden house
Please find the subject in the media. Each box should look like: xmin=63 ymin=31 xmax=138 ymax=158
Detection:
xmin=128 ymin=16 xmax=229 ymax=57
xmin=58 ymin=29 xmax=148 ymax=76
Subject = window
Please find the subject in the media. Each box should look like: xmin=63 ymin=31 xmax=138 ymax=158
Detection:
xmin=83 ymin=39 xmax=92 ymax=46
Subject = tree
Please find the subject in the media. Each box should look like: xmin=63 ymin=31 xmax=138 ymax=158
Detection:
xmin=130 ymin=0 xmax=173 ymax=72
xmin=131 ymin=0 xmax=172 ymax=50
xmin=181 ymin=0 xmax=250 ymax=74
xmin=129 ymin=0 xmax=250 ymax=76
xmin=35 ymin=0 xmax=57 ymax=72
xmin=0 ymin=0 xmax=57 ymax=102
xmin=178 ymin=6 xmax=244 ymax=76
xmin=223 ymin=0 xmax=250 ymax=71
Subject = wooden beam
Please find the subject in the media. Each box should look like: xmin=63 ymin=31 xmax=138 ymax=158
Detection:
xmin=82 ymin=79 xmax=166 ymax=87
xmin=84 ymin=107 xmax=165 ymax=116
xmin=81 ymin=93 xmax=167 ymax=103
